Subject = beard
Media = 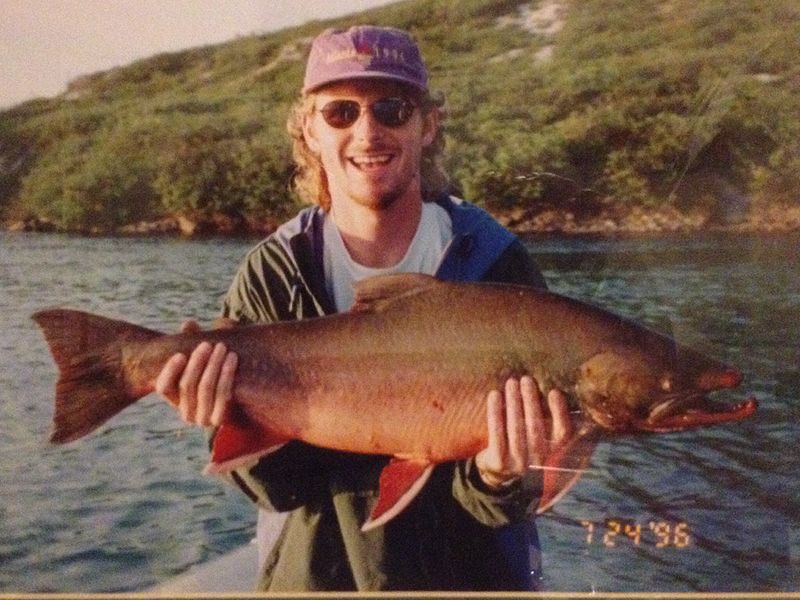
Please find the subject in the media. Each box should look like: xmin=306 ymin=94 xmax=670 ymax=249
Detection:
xmin=365 ymin=188 xmax=404 ymax=211
xmin=324 ymin=172 xmax=418 ymax=212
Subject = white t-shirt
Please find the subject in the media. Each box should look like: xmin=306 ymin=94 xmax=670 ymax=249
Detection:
xmin=323 ymin=202 xmax=453 ymax=311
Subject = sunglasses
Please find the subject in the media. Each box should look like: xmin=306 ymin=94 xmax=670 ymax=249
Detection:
xmin=319 ymin=97 xmax=417 ymax=129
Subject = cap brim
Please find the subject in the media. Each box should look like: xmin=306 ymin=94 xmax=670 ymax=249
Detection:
xmin=303 ymin=71 xmax=428 ymax=95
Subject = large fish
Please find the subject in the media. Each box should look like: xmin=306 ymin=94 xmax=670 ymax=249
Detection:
xmin=32 ymin=273 xmax=756 ymax=530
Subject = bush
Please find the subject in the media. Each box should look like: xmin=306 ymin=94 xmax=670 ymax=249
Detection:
xmin=18 ymin=134 xmax=158 ymax=230
xmin=154 ymin=127 xmax=296 ymax=220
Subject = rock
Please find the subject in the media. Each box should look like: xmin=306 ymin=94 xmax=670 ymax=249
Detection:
xmin=8 ymin=217 xmax=57 ymax=232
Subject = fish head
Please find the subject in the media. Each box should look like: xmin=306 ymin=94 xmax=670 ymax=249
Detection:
xmin=575 ymin=350 xmax=757 ymax=433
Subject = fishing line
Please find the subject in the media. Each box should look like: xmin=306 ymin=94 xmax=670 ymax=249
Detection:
xmin=528 ymin=465 xmax=599 ymax=476
xmin=529 ymin=465 xmax=584 ymax=473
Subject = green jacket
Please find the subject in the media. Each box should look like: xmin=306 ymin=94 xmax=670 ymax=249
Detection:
xmin=218 ymin=198 xmax=547 ymax=591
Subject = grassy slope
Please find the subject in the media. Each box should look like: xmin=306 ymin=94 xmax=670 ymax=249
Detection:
xmin=1 ymin=0 xmax=798 ymax=234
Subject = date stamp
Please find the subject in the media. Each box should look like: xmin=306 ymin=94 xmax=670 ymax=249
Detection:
xmin=580 ymin=519 xmax=691 ymax=548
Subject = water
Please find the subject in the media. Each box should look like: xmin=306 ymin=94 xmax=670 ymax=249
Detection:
xmin=0 ymin=233 xmax=256 ymax=592
xmin=530 ymin=233 xmax=800 ymax=592
xmin=0 ymin=230 xmax=797 ymax=592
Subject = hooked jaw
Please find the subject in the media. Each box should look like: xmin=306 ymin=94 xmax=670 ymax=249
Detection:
xmin=643 ymin=396 xmax=757 ymax=432
xmin=640 ymin=368 xmax=757 ymax=433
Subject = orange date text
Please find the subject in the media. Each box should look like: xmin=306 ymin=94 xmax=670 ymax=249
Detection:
xmin=580 ymin=519 xmax=691 ymax=548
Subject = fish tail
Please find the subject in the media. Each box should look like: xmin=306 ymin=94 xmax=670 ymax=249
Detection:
xmin=32 ymin=308 xmax=161 ymax=443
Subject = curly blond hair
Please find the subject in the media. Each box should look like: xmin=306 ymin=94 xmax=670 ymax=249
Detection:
xmin=286 ymin=91 xmax=450 ymax=210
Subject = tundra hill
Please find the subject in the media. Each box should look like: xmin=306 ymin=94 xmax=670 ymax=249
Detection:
xmin=1 ymin=0 xmax=798 ymax=235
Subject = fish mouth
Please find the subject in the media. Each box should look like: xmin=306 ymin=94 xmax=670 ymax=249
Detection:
xmin=639 ymin=393 xmax=758 ymax=432
xmin=637 ymin=369 xmax=756 ymax=432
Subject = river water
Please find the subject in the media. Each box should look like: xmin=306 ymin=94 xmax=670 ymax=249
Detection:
xmin=0 ymin=230 xmax=797 ymax=592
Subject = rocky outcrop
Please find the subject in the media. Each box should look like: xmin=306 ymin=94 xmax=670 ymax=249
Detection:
xmin=496 ymin=201 xmax=800 ymax=235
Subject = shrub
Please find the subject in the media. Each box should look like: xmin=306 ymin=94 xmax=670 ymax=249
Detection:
xmin=154 ymin=127 xmax=296 ymax=220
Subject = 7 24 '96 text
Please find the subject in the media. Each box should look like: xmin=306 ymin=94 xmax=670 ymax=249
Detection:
xmin=581 ymin=519 xmax=691 ymax=548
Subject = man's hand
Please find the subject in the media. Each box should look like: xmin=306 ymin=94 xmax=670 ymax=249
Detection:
xmin=475 ymin=376 xmax=572 ymax=489
xmin=154 ymin=319 xmax=238 ymax=428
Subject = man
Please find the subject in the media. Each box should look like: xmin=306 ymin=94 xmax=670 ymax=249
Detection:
xmin=155 ymin=25 xmax=572 ymax=591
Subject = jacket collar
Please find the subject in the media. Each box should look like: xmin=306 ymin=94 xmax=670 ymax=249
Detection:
xmin=278 ymin=195 xmax=517 ymax=311
xmin=432 ymin=195 xmax=517 ymax=282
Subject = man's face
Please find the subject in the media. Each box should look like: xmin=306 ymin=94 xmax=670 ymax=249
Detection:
xmin=303 ymin=79 xmax=438 ymax=211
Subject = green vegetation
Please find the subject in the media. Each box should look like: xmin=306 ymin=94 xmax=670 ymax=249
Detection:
xmin=1 ymin=0 xmax=798 ymax=234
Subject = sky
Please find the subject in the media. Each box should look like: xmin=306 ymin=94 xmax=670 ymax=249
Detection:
xmin=0 ymin=0 xmax=400 ymax=109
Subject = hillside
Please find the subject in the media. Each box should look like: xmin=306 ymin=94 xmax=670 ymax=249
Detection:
xmin=1 ymin=0 xmax=799 ymax=235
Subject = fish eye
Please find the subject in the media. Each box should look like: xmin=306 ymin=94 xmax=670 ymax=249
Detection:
xmin=660 ymin=376 xmax=673 ymax=392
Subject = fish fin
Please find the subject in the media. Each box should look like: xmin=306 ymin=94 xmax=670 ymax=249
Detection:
xmin=361 ymin=458 xmax=434 ymax=532
xmin=31 ymin=308 xmax=161 ymax=443
xmin=535 ymin=424 xmax=600 ymax=514
xmin=205 ymin=421 xmax=288 ymax=474
xmin=352 ymin=273 xmax=439 ymax=313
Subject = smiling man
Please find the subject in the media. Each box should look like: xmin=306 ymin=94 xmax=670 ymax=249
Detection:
xmin=155 ymin=25 xmax=572 ymax=591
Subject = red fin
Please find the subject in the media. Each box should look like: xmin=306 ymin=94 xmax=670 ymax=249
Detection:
xmin=361 ymin=458 xmax=434 ymax=531
xmin=536 ymin=424 xmax=599 ymax=514
xmin=205 ymin=421 xmax=288 ymax=475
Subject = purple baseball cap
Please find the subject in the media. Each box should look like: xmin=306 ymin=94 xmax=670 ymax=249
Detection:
xmin=302 ymin=26 xmax=429 ymax=94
